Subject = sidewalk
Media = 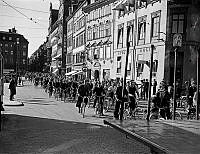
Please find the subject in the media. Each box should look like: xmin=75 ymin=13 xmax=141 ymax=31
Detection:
xmin=104 ymin=119 xmax=200 ymax=154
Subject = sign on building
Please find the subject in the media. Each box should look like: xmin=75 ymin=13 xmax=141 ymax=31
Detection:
xmin=173 ymin=34 xmax=182 ymax=47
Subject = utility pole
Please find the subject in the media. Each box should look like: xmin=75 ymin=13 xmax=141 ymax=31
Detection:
xmin=196 ymin=47 xmax=199 ymax=120
xmin=146 ymin=44 xmax=154 ymax=121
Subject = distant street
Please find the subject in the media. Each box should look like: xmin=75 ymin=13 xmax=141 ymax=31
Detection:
xmin=1 ymin=81 xmax=150 ymax=154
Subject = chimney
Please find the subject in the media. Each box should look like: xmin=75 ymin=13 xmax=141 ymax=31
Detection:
xmin=12 ymin=27 xmax=17 ymax=33
xmin=8 ymin=29 xmax=12 ymax=33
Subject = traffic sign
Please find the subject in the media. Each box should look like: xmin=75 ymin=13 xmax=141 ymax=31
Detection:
xmin=173 ymin=34 xmax=182 ymax=47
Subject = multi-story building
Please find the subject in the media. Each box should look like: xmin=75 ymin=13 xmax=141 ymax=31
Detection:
xmin=68 ymin=0 xmax=88 ymax=80
xmin=66 ymin=13 xmax=74 ymax=73
xmin=0 ymin=27 xmax=29 ymax=75
xmin=48 ymin=3 xmax=59 ymax=74
xmin=113 ymin=0 xmax=167 ymax=85
xmin=113 ymin=0 xmax=200 ymax=90
xmin=83 ymin=0 xmax=115 ymax=81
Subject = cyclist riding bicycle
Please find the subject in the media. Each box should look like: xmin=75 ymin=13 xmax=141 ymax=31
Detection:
xmin=76 ymin=80 xmax=90 ymax=113
xmin=93 ymin=82 xmax=105 ymax=116
xmin=128 ymin=80 xmax=139 ymax=117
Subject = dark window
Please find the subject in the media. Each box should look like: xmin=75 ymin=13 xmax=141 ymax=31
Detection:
xmin=117 ymin=56 xmax=121 ymax=73
xmin=172 ymin=14 xmax=185 ymax=34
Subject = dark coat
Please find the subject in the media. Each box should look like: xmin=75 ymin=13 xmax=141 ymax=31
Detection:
xmin=9 ymin=79 xmax=16 ymax=95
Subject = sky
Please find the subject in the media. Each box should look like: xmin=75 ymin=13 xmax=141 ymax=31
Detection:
xmin=0 ymin=0 xmax=60 ymax=57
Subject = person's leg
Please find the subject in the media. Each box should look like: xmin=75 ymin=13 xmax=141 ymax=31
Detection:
xmin=114 ymin=100 xmax=120 ymax=119
xmin=119 ymin=101 xmax=124 ymax=120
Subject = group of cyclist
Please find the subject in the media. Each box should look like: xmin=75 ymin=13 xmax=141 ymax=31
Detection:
xmin=25 ymin=72 xmax=199 ymax=120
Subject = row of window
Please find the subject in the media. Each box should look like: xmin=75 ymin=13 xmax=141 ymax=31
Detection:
xmin=73 ymin=17 xmax=85 ymax=32
xmin=87 ymin=4 xmax=111 ymax=22
xmin=0 ymin=43 xmax=27 ymax=48
xmin=72 ymin=32 xmax=85 ymax=48
xmin=117 ymin=11 xmax=185 ymax=48
xmin=87 ymin=22 xmax=111 ymax=41
xmin=88 ymin=45 xmax=112 ymax=60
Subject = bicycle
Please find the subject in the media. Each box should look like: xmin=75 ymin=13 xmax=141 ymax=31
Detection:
xmin=149 ymin=107 xmax=182 ymax=120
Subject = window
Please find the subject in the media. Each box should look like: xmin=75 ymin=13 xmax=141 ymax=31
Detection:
xmin=5 ymin=44 xmax=8 ymax=47
xmin=2 ymin=37 xmax=5 ymax=40
xmin=151 ymin=11 xmax=161 ymax=39
xmin=127 ymin=20 xmax=134 ymax=46
xmin=23 ymin=59 xmax=26 ymax=64
xmin=94 ymin=48 xmax=99 ymax=59
xmin=117 ymin=56 xmax=121 ymax=73
xmin=23 ymin=45 xmax=26 ymax=48
xmin=127 ymin=63 xmax=131 ymax=76
xmin=100 ymin=23 xmax=104 ymax=38
xmin=23 ymin=51 xmax=26 ymax=56
xmin=137 ymin=63 xmax=144 ymax=77
xmin=117 ymin=24 xmax=124 ymax=48
xmin=9 ymin=37 xmax=12 ymax=40
xmin=105 ymin=21 xmax=111 ymax=37
xmin=138 ymin=16 xmax=147 ymax=44
xmin=172 ymin=14 xmax=185 ymax=34
xmin=99 ymin=47 xmax=103 ymax=59
xmin=11 ymin=51 xmax=14 ymax=55
xmin=93 ymin=25 xmax=98 ymax=39
xmin=106 ymin=46 xmax=111 ymax=59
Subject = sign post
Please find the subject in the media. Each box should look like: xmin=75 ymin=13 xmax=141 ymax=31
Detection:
xmin=172 ymin=34 xmax=182 ymax=120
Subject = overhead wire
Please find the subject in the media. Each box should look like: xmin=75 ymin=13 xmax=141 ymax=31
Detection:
xmin=0 ymin=0 xmax=46 ymax=28
xmin=0 ymin=25 xmax=46 ymax=29
xmin=0 ymin=4 xmax=49 ymax=13
xmin=0 ymin=14 xmax=48 ymax=22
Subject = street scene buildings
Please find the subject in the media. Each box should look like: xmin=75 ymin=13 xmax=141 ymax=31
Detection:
xmin=27 ymin=0 xmax=200 ymax=93
xmin=0 ymin=0 xmax=200 ymax=153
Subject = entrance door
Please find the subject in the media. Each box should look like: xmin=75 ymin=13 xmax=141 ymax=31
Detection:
xmin=94 ymin=70 xmax=99 ymax=80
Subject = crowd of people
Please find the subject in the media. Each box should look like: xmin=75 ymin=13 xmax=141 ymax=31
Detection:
xmin=7 ymin=72 xmax=199 ymax=120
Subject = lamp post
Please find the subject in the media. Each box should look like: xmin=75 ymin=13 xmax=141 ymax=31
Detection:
xmin=16 ymin=38 xmax=19 ymax=75
xmin=172 ymin=33 xmax=182 ymax=120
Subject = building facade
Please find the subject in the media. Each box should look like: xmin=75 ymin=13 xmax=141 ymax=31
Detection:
xmin=0 ymin=28 xmax=29 ymax=75
xmin=83 ymin=0 xmax=115 ymax=81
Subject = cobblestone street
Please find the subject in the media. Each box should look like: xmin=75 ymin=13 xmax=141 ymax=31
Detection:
xmin=0 ymin=82 xmax=150 ymax=154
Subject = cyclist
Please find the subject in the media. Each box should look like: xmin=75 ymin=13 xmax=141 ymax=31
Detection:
xmin=128 ymin=80 xmax=139 ymax=117
xmin=76 ymin=80 xmax=90 ymax=113
xmin=93 ymin=81 xmax=105 ymax=116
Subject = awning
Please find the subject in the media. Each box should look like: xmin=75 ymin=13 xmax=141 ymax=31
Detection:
xmin=72 ymin=70 xmax=83 ymax=75
xmin=52 ymin=69 xmax=59 ymax=74
xmin=86 ymin=43 xmax=91 ymax=48
xmin=97 ymin=41 xmax=103 ymax=46
xmin=113 ymin=0 xmax=126 ymax=11
xmin=90 ymin=42 xmax=97 ymax=47
xmin=53 ymin=54 xmax=62 ymax=59
xmin=103 ymin=39 xmax=112 ymax=45
xmin=65 ymin=70 xmax=77 ymax=76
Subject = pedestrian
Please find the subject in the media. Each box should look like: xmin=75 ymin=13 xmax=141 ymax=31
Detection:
xmin=155 ymin=80 xmax=171 ymax=119
xmin=114 ymin=81 xmax=128 ymax=120
xmin=144 ymin=79 xmax=149 ymax=100
xmin=153 ymin=79 xmax=157 ymax=95
xmin=9 ymin=77 xmax=16 ymax=101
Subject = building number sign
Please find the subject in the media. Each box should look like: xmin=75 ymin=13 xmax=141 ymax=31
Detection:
xmin=173 ymin=33 xmax=182 ymax=47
